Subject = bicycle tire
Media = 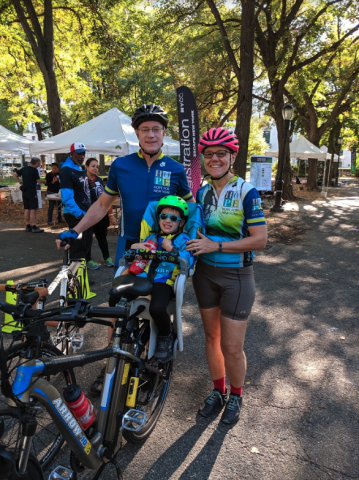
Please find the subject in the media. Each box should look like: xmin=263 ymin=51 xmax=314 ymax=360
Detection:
xmin=0 ymin=342 xmax=76 ymax=470
xmin=122 ymin=356 xmax=173 ymax=444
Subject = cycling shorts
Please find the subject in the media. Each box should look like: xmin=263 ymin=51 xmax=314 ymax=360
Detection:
xmin=192 ymin=260 xmax=255 ymax=321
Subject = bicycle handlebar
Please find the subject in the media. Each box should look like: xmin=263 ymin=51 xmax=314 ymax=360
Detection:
xmin=42 ymin=348 xmax=114 ymax=377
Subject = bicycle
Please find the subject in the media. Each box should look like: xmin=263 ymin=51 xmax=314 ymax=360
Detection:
xmin=0 ymin=283 xmax=77 ymax=470
xmin=0 ymin=251 xmax=186 ymax=479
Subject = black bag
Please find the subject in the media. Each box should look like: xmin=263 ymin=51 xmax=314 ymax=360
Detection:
xmin=19 ymin=184 xmax=27 ymax=192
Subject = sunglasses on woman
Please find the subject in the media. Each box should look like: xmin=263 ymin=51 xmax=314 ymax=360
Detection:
xmin=159 ymin=213 xmax=183 ymax=223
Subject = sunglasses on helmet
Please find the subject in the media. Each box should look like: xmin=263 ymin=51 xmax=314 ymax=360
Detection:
xmin=159 ymin=212 xmax=183 ymax=223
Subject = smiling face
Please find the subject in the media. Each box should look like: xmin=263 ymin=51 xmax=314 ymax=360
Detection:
xmin=135 ymin=120 xmax=166 ymax=154
xmin=86 ymin=160 xmax=98 ymax=178
xmin=158 ymin=207 xmax=185 ymax=234
xmin=203 ymin=146 xmax=233 ymax=178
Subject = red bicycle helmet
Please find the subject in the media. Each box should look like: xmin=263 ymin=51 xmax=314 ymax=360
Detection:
xmin=198 ymin=127 xmax=239 ymax=154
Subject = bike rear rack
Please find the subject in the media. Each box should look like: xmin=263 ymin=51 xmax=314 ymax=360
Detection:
xmin=121 ymin=408 xmax=147 ymax=432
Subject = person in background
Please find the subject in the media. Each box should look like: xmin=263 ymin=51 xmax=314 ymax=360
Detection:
xmin=45 ymin=163 xmax=65 ymax=225
xmin=85 ymin=158 xmax=114 ymax=269
xmin=186 ymin=128 xmax=267 ymax=425
xmin=13 ymin=157 xmax=44 ymax=233
xmin=60 ymin=142 xmax=92 ymax=260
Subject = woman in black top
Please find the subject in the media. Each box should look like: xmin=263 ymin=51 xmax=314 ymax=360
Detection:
xmin=85 ymin=158 xmax=114 ymax=269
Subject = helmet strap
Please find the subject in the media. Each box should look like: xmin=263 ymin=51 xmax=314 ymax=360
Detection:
xmin=140 ymin=144 xmax=163 ymax=159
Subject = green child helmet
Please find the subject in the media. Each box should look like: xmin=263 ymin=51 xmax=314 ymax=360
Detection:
xmin=156 ymin=196 xmax=189 ymax=220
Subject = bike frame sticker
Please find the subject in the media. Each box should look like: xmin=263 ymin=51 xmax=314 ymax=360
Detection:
xmin=121 ymin=363 xmax=130 ymax=385
xmin=100 ymin=369 xmax=115 ymax=411
xmin=52 ymin=397 xmax=92 ymax=455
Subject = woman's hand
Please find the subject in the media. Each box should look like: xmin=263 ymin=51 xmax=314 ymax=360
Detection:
xmin=186 ymin=231 xmax=218 ymax=256
xmin=161 ymin=238 xmax=173 ymax=252
xmin=131 ymin=242 xmax=155 ymax=250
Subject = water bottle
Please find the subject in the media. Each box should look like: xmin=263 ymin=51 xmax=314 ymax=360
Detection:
xmin=63 ymin=384 xmax=96 ymax=430
xmin=129 ymin=239 xmax=158 ymax=275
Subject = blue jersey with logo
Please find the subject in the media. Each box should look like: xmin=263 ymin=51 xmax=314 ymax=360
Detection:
xmin=105 ymin=152 xmax=193 ymax=240
xmin=196 ymin=176 xmax=266 ymax=268
xmin=137 ymin=232 xmax=194 ymax=286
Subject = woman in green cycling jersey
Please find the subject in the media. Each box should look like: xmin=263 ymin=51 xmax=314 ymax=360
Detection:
xmin=186 ymin=128 xmax=267 ymax=425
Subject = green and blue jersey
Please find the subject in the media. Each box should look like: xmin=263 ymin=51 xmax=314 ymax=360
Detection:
xmin=196 ymin=176 xmax=266 ymax=268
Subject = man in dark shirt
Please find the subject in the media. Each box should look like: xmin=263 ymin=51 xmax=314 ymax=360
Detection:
xmin=60 ymin=142 xmax=92 ymax=260
xmin=13 ymin=157 xmax=44 ymax=233
xmin=45 ymin=163 xmax=65 ymax=225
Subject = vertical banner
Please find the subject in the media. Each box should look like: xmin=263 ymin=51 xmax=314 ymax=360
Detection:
xmin=176 ymin=86 xmax=201 ymax=198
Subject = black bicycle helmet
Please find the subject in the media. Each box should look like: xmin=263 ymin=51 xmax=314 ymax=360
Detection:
xmin=131 ymin=104 xmax=169 ymax=129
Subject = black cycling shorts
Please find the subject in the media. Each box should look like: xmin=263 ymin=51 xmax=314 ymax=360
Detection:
xmin=192 ymin=260 xmax=255 ymax=321
xmin=23 ymin=188 xmax=38 ymax=210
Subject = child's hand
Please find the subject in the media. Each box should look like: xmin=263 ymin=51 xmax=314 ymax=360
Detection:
xmin=161 ymin=238 xmax=173 ymax=252
xmin=131 ymin=242 xmax=155 ymax=250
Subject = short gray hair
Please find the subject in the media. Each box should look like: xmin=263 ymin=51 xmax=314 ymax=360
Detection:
xmin=30 ymin=157 xmax=41 ymax=165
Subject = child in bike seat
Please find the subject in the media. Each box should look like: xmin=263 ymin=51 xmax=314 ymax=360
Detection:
xmin=130 ymin=196 xmax=194 ymax=362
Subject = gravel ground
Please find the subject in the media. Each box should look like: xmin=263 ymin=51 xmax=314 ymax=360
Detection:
xmin=0 ymin=184 xmax=358 ymax=480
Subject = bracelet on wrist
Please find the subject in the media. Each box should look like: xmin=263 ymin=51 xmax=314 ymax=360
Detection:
xmin=218 ymin=240 xmax=223 ymax=252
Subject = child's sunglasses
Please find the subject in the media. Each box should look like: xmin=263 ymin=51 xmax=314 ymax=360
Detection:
xmin=159 ymin=212 xmax=183 ymax=223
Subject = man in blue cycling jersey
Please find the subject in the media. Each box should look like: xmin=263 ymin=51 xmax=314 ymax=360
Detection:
xmin=58 ymin=104 xmax=194 ymax=270
xmin=58 ymin=104 xmax=194 ymax=394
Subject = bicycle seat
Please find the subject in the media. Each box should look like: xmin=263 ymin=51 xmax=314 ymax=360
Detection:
xmin=109 ymin=275 xmax=152 ymax=300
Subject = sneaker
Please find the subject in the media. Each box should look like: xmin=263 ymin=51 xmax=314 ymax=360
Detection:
xmin=220 ymin=394 xmax=243 ymax=425
xmin=104 ymin=257 xmax=115 ymax=267
xmin=154 ymin=334 xmax=174 ymax=362
xmin=87 ymin=260 xmax=99 ymax=270
xmin=198 ymin=389 xmax=227 ymax=418
xmin=25 ymin=226 xmax=32 ymax=232
xmin=32 ymin=226 xmax=44 ymax=233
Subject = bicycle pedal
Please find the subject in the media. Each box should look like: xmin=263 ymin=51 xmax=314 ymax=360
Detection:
xmin=48 ymin=465 xmax=74 ymax=480
xmin=122 ymin=408 xmax=147 ymax=432
xmin=71 ymin=332 xmax=84 ymax=350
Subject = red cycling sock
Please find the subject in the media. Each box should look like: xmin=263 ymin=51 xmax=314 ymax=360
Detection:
xmin=230 ymin=384 xmax=243 ymax=397
xmin=213 ymin=377 xmax=226 ymax=394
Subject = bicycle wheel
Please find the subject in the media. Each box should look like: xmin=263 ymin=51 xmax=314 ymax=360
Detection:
xmin=123 ymin=348 xmax=173 ymax=444
xmin=0 ymin=342 xmax=76 ymax=470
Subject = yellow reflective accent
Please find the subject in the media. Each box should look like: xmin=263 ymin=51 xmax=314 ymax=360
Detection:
xmin=138 ymin=151 xmax=164 ymax=160
xmin=247 ymin=218 xmax=266 ymax=224
xmin=182 ymin=192 xmax=193 ymax=200
xmin=126 ymin=377 xmax=139 ymax=408
xmin=84 ymin=442 xmax=91 ymax=455
xmin=121 ymin=363 xmax=130 ymax=385
xmin=104 ymin=186 xmax=119 ymax=195
xmin=2 ymin=281 xmax=22 ymax=333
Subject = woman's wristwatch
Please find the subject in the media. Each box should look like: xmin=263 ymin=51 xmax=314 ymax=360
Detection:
xmin=218 ymin=240 xmax=223 ymax=252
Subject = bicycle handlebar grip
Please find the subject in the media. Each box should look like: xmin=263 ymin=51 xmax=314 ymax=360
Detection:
xmin=89 ymin=306 xmax=127 ymax=318
xmin=0 ymin=300 xmax=16 ymax=315
xmin=42 ymin=348 xmax=114 ymax=377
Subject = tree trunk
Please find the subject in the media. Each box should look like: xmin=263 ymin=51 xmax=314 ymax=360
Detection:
xmin=272 ymin=93 xmax=295 ymax=201
xmin=307 ymin=158 xmax=319 ymax=191
xmin=99 ymin=155 xmax=106 ymax=176
xmin=233 ymin=0 xmax=255 ymax=179
xmin=12 ymin=0 xmax=63 ymax=135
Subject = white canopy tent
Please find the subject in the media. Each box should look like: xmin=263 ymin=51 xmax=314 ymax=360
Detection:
xmin=0 ymin=124 xmax=35 ymax=154
xmin=266 ymin=135 xmax=335 ymax=161
xmin=29 ymin=108 xmax=181 ymax=157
